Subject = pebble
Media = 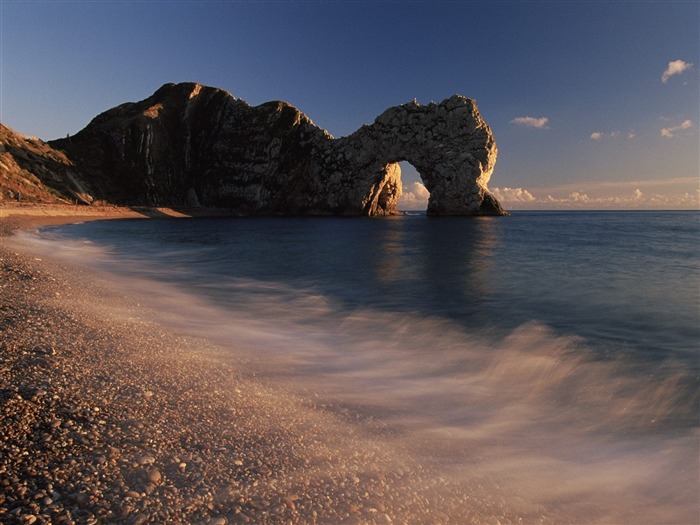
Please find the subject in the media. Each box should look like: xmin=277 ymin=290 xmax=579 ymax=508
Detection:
xmin=130 ymin=513 xmax=148 ymax=525
xmin=148 ymin=468 xmax=162 ymax=483
xmin=135 ymin=454 xmax=155 ymax=465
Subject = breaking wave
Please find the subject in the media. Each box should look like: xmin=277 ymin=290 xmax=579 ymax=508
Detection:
xmin=15 ymin=217 xmax=700 ymax=524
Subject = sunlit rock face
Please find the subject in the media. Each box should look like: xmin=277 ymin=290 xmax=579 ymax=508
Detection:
xmin=319 ymin=95 xmax=503 ymax=216
xmin=0 ymin=124 xmax=93 ymax=204
xmin=45 ymin=83 xmax=505 ymax=215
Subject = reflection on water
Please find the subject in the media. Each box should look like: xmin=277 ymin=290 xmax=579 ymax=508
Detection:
xmin=418 ymin=217 xmax=499 ymax=313
xmin=35 ymin=212 xmax=700 ymax=362
xmin=371 ymin=216 xmax=501 ymax=322
xmin=374 ymin=218 xmax=407 ymax=284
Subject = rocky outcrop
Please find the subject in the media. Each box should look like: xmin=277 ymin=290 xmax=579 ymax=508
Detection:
xmin=0 ymin=124 xmax=93 ymax=204
xmin=2 ymin=82 xmax=505 ymax=215
xmin=49 ymin=84 xmax=332 ymax=213
xmin=317 ymin=95 xmax=502 ymax=216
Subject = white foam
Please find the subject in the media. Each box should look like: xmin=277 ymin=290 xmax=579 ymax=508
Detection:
xmin=16 ymin=230 xmax=699 ymax=524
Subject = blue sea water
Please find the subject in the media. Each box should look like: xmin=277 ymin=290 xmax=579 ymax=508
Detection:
xmin=46 ymin=211 xmax=699 ymax=362
xmin=26 ymin=211 xmax=700 ymax=523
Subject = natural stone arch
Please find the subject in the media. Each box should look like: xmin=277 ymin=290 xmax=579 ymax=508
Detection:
xmin=315 ymin=95 xmax=505 ymax=216
xmin=45 ymin=83 xmax=506 ymax=216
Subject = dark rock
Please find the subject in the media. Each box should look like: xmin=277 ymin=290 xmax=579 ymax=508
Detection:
xmin=2 ymin=82 xmax=506 ymax=215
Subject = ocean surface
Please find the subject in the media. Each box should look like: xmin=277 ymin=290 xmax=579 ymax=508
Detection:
xmin=25 ymin=210 xmax=700 ymax=524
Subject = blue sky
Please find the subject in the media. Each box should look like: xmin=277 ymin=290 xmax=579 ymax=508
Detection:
xmin=1 ymin=1 xmax=698 ymax=209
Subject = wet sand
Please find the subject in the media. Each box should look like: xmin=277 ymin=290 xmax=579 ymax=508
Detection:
xmin=0 ymin=205 xmax=522 ymax=525
xmin=0 ymin=204 xmax=239 ymax=232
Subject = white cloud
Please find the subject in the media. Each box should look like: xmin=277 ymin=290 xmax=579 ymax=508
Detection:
xmin=646 ymin=191 xmax=700 ymax=208
xmin=493 ymin=182 xmax=698 ymax=210
xmin=660 ymin=119 xmax=693 ymax=138
xmin=661 ymin=59 xmax=694 ymax=83
xmin=569 ymin=192 xmax=591 ymax=203
xmin=590 ymin=130 xmax=626 ymax=141
xmin=400 ymin=179 xmax=699 ymax=211
xmin=398 ymin=181 xmax=430 ymax=210
xmin=510 ymin=116 xmax=549 ymax=129
xmin=568 ymin=189 xmax=694 ymax=208
xmin=490 ymin=187 xmax=536 ymax=203
xmin=543 ymin=190 xmax=648 ymax=207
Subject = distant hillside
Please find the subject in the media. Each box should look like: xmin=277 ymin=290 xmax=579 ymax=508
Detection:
xmin=0 ymin=124 xmax=93 ymax=204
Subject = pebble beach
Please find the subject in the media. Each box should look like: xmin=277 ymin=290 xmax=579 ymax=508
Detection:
xmin=0 ymin=206 xmax=517 ymax=525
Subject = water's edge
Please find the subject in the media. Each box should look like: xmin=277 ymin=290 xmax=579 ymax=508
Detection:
xmin=17 ymin=211 xmax=699 ymax=524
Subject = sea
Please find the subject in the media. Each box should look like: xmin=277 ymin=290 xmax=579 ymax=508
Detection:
xmin=22 ymin=210 xmax=700 ymax=524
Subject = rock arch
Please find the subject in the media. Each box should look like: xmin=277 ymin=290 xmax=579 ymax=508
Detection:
xmin=43 ymin=83 xmax=506 ymax=216
xmin=315 ymin=95 xmax=505 ymax=216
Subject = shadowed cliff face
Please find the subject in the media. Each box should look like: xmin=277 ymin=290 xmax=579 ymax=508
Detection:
xmin=49 ymin=83 xmax=332 ymax=212
xmin=3 ymin=82 xmax=505 ymax=215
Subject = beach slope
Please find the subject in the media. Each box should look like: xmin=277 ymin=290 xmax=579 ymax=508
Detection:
xmin=0 ymin=206 xmax=495 ymax=525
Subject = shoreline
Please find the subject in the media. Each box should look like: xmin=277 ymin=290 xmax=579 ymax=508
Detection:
xmin=1 ymin=207 xmax=397 ymax=525
xmin=0 ymin=205 xmax=503 ymax=525
xmin=2 ymin=204 xmax=697 ymax=524
xmin=0 ymin=204 xmax=242 ymax=236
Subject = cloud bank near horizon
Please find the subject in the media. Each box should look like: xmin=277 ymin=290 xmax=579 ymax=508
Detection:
xmin=398 ymin=181 xmax=699 ymax=211
xmin=492 ymin=185 xmax=699 ymax=210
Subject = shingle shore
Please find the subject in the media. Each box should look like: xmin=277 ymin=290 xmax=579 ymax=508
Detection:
xmin=0 ymin=212 xmax=513 ymax=525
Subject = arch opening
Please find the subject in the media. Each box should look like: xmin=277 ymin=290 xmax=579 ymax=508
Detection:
xmin=396 ymin=160 xmax=430 ymax=212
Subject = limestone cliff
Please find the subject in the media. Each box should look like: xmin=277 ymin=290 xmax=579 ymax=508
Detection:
xmin=2 ymin=82 xmax=506 ymax=215
xmin=318 ymin=95 xmax=502 ymax=215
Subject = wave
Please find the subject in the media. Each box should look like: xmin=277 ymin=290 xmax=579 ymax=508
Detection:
xmin=17 ymin=230 xmax=700 ymax=524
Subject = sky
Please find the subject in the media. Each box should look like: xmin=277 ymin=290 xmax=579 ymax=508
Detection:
xmin=1 ymin=1 xmax=698 ymax=210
